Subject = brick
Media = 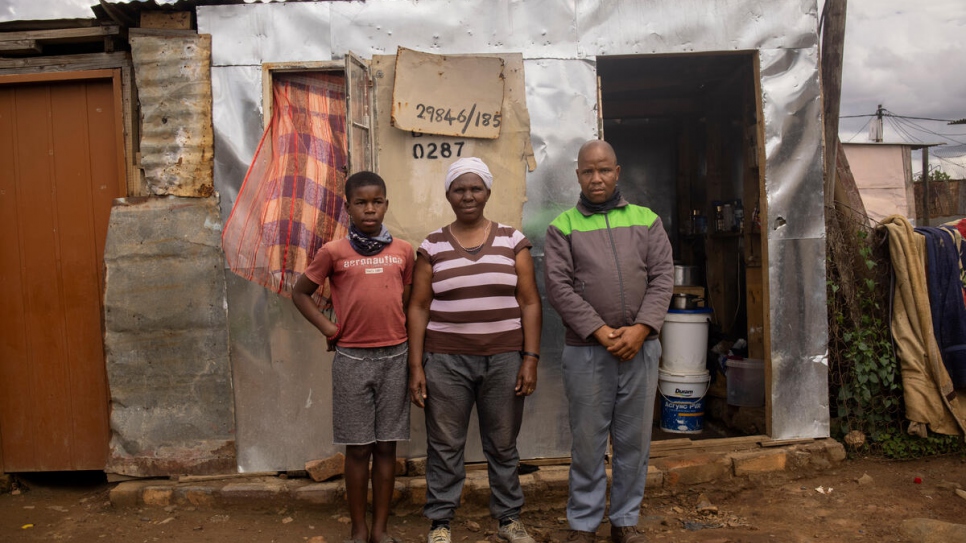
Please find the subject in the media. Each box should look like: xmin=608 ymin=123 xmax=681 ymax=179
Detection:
xmin=653 ymin=453 xmax=731 ymax=486
xmin=823 ymin=439 xmax=847 ymax=463
xmin=407 ymin=477 xmax=428 ymax=506
xmin=406 ymin=457 xmax=427 ymax=476
xmin=180 ymin=486 xmax=216 ymax=507
xmin=395 ymin=457 xmax=407 ymax=476
xmin=391 ymin=480 xmax=406 ymax=506
xmin=534 ymin=465 xmax=569 ymax=486
xmin=219 ymin=482 xmax=286 ymax=504
xmin=731 ymin=449 xmax=787 ymax=476
xmin=142 ymin=486 xmax=174 ymax=506
xmin=294 ymin=482 xmax=344 ymax=505
xmin=646 ymin=465 xmax=664 ymax=489
xmin=109 ymin=481 xmax=154 ymax=507
xmin=306 ymin=453 xmax=345 ymax=482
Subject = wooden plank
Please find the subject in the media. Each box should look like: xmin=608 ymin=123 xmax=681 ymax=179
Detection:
xmin=0 ymin=39 xmax=41 ymax=54
xmin=0 ymin=25 xmax=119 ymax=43
xmin=120 ymin=65 xmax=145 ymax=196
xmin=128 ymin=28 xmax=198 ymax=38
xmin=0 ymin=85 xmax=23 ymax=474
xmin=16 ymin=84 xmax=74 ymax=471
xmin=140 ymin=11 xmax=192 ymax=30
xmin=174 ymin=472 xmax=274 ymax=483
xmin=0 ymin=52 xmax=130 ymax=74
xmin=760 ymin=438 xmax=815 ymax=448
xmin=51 ymin=80 xmax=115 ymax=469
xmin=745 ymin=267 xmax=764 ymax=358
xmin=751 ymin=54 xmax=772 ymax=437
xmin=0 ymin=69 xmax=117 ymax=84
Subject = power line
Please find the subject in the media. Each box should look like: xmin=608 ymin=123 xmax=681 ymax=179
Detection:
xmin=845 ymin=116 xmax=873 ymax=142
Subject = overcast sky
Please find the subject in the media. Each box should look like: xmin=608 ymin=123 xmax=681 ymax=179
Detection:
xmin=3 ymin=0 xmax=965 ymax=175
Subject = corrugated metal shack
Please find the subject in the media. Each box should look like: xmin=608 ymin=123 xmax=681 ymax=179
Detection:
xmin=0 ymin=0 xmax=828 ymax=476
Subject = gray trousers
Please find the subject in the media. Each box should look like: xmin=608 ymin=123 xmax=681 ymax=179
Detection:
xmin=562 ymin=340 xmax=660 ymax=532
xmin=422 ymin=351 xmax=526 ymax=521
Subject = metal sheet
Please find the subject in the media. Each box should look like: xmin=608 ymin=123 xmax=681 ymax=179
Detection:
xmin=760 ymin=46 xmax=826 ymax=241
xmin=330 ymin=0 xmax=578 ymax=60
xmin=130 ymin=34 xmax=214 ymax=196
xmin=766 ymin=237 xmax=829 ymax=440
xmin=759 ymin=46 xmax=828 ymax=439
xmin=225 ymin=273 xmax=336 ymax=472
xmin=520 ymin=58 xmax=599 ymax=252
xmin=199 ymin=0 xmax=831 ymax=468
xmin=575 ymin=0 xmax=818 ymax=57
xmin=211 ymin=65 xmax=263 ymax=219
xmin=198 ymin=3 xmax=333 ymax=67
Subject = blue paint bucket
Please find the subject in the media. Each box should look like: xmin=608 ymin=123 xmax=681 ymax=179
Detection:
xmin=658 ymin=369 xmax=710 ymax=434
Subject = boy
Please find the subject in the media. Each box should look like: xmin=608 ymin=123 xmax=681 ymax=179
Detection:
xmin=293 ymin=171 xmax=414 ymax=543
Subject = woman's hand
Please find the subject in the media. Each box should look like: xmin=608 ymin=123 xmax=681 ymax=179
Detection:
xmin=515 ymin=356 xmax=538 ymax=396
xmin=409 ymin=365 xmax=428 ymax=408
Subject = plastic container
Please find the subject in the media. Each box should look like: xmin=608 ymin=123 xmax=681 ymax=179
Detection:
xmin=660 ymin=308 xmax=712 ymax=374
xmin=726 ymin=358 xmax=765 ymax=407
xmin=658 ymin=369 xmax=710 ymax=434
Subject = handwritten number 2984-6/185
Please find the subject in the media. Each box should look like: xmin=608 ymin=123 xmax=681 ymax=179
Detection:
xmin=414 ymin=103 xmax=501 ymax=134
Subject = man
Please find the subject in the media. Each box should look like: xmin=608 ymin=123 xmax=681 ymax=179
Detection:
xmin=544 ymin=140 xmax=674 ymax=543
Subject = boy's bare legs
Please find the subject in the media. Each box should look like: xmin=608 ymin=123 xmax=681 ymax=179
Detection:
xmin=369 ymin=440 xmax=397 ymax=543
xmin=345 ymin=444 xmax=373 ymax=542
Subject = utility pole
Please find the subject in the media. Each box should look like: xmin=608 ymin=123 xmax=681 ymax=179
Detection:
xmin=870 ymin=104 xmax=884 ymax=142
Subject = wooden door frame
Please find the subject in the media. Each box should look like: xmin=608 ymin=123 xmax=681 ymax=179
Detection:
xmin=0 ymin=69 xmax=128 ymax=473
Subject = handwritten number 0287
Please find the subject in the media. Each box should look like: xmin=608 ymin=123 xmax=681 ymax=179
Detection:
xmin=412 ymin=141 xmax=464 ymax=160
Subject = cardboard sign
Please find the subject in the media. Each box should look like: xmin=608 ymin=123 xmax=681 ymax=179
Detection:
xmin=390 ymin=47 xmax=505 ymax=139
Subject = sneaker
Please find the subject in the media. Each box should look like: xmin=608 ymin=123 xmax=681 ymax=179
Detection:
xmin=567 ymin=530 xmax=596 ymax=542
xmin=610 ymin=525 xmax=647 ymax=543
xmin=427 ymin=525 xmax=451 ymax=543
xmin=497 ymin=518 xmax=536 ymax=543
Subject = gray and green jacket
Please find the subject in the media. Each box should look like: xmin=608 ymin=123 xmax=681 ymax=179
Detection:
xmin=544 ymin=197 xmax=674 ymax=346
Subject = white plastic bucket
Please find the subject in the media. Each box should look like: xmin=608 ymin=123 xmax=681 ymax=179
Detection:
xmin=661 ymin=309 xmax=712 ymax=373
xmin=658 ymin=369 xmax=710 ymax=434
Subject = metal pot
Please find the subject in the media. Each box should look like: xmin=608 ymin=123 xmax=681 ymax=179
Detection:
xmin=673 ymin=265 xmax=699 ymax=286
xmin=671 ymin=293 xmax=704 ymax=310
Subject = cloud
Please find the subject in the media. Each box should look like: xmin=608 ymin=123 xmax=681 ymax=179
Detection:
xmin=840 ymin=0 xmax=966 ymax=152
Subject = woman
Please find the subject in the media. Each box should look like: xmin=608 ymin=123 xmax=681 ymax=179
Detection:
xmin=407 ymin=157 xmax=542 ymax=543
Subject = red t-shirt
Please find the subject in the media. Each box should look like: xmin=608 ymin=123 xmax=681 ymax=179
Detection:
xmin=303 ymin=238 xmax=414 ymax=348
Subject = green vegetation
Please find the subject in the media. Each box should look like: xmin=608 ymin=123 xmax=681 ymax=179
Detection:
xmin=828 ymin=230 xmax=966 ymax=459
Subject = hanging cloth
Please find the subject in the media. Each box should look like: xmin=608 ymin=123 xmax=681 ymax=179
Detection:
xmin=222 ymin=72 xmax=349 ymax=305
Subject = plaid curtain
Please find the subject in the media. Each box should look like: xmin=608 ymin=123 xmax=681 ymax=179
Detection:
xmin=223 ymin=72 xmax=349 ymax=305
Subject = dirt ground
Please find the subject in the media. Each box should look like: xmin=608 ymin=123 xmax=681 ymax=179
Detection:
xmin=2 ymin=454 xmax=965 ymax=543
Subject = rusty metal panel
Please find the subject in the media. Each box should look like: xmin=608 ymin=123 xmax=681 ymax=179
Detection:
xmin=130 ymin=33 xmax=214 ymax=197
xmin=0 ymin=78 xmax=120 ymax=472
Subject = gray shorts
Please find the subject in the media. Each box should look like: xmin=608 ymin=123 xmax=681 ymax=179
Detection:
xmin=332 ymin=342 xmax=410 ymax=445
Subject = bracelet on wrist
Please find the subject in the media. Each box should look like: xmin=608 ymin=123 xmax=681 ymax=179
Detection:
xmin=521 ymin=351 xmax=540 ymax=361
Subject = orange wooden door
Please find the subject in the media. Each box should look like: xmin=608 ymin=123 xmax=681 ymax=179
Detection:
xmin=0 ymin=73 xmax=125 ymax=471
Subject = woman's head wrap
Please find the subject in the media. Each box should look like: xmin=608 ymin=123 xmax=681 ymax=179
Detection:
xmin=445 ymin=157 xmax=493 ymax=192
